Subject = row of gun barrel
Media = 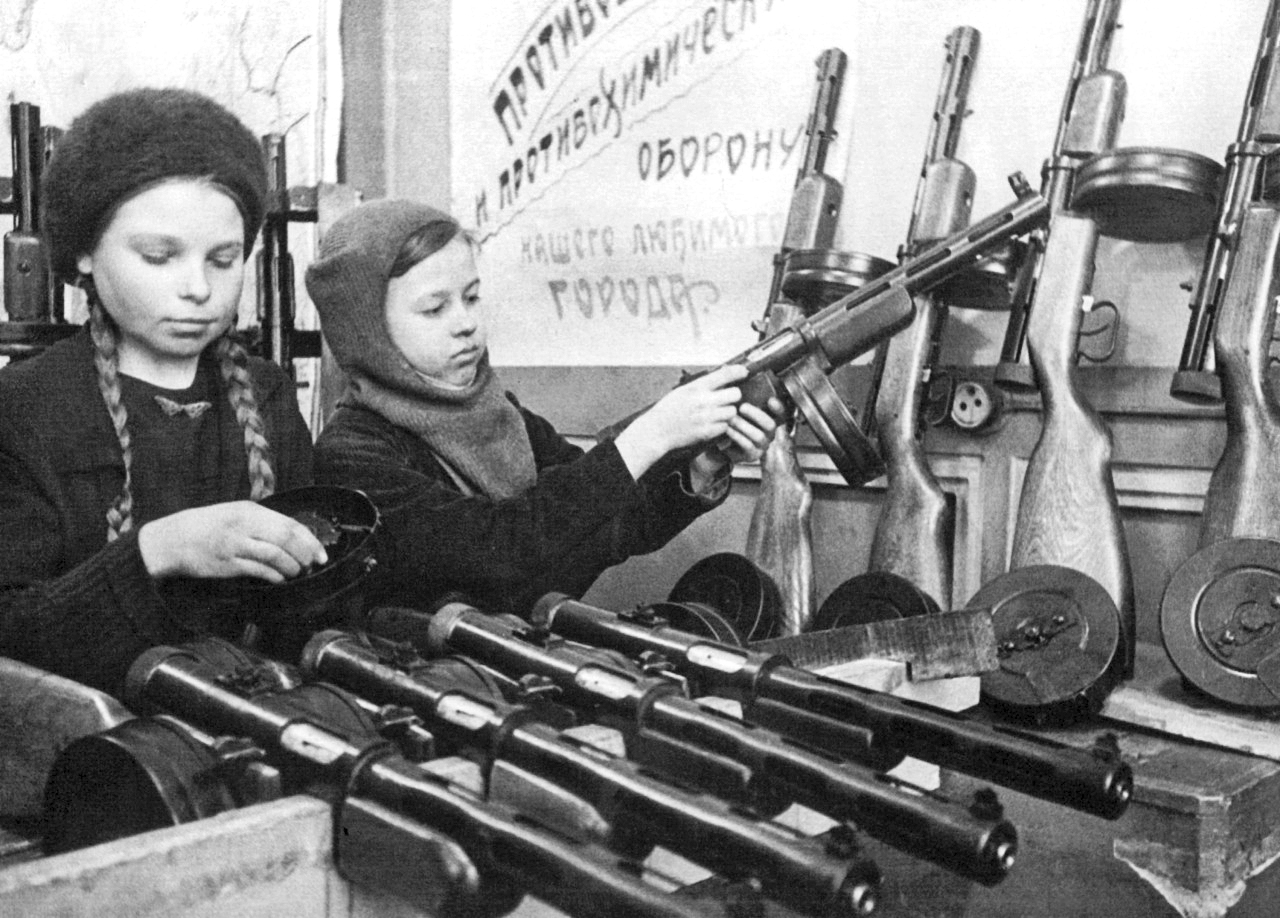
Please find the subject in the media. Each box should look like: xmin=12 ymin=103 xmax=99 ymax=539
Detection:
xmin=39 ymin=593 xmax=1134 ymax=917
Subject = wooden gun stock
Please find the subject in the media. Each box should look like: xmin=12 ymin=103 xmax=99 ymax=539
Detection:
xmin=997 ymin=210 xmax=1135 ymax=697
xmin=1159 ymin=204 xmax=1280 ymax=709
xmin=1009 ymin=214 xmax=1133 ymax=628
xmin=746 ymin=48 xmax=850 ymax=633
xmin=1198 ymin=204 xmax=1280 ymax=545
xmin=977 ymin=1 xmax=1135 ymax=713
xmin=867 ymin=26 xmax=981 ymax=609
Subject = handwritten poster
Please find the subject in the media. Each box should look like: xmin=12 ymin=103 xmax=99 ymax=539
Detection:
xmin=451 ymin=0 xmax=820 ymax=367
xmin=451 ymin=0 xmax=1263 ymax=369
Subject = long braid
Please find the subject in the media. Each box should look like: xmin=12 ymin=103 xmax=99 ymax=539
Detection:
xmin=215 ymin=334 xmax=276 ymax=499
xmin=87 ymin=292 xmax=135 ymax=541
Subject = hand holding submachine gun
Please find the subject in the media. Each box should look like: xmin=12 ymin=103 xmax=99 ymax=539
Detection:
xmin=598 ymin=169 xmax=1050 ymax=490
xmin=366 ymin=602 xmax=1019 ymax=887
xmin=969 ymin=0 xmax=1221 ymax=723
xmin=1160 ymin=0 xmax=1280 ymax=710
xmin=45 ymin=640 xmax=782 ymax=918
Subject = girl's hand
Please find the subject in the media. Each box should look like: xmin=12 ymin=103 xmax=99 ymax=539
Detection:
xmin=718 ymin=399 xmax=783 ymax=465
xmin=614 ymin=365 xmax=749 ymax=479
xmin=686 ymin=398 xmax=785 ymax=493
xmin=138 ymin=501 xmax=329 ymax=583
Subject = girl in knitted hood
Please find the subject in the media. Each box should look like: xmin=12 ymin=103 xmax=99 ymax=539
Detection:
xmin=307 ymin=199 xmax=780 ymax=619
xmin=0 ymin=88 xmax=327 ymax=696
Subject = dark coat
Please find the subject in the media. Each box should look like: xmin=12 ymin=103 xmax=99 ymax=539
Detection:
xmin=313 ymin=397 xmax=725 ymax=619
xmin=0 ymin=327 xmax=313 ymax=695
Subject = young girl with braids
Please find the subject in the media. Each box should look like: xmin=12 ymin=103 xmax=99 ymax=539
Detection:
xmin=0 ymin=88 xmax=326 ymax=696
xmin=306 ymin=199 xmax=781 ymax=621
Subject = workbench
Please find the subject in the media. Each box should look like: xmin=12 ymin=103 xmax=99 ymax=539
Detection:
xmin=3 ymin=642 xmax=1280 ymax=918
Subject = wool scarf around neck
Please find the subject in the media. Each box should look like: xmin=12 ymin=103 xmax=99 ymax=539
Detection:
xmin=340 ymin=357 xmax=537 ymax=500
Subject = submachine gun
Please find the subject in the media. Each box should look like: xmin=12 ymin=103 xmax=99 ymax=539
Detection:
xmin=736 ymin=47 xmax=854 ymax=638
xmin=819 ymin=26 xmax=983 ymax=623
xmin=970 ymin=0 xmax=1221 ymax=723
xmin=1169 ymin=1 xmax=1280 ymax=406
xmin=533 ymin=592 xmax=1133 ymax=822
xmin=598 ymin=185 xmax=1050 ymax=490
xmin=46 ymin=640 xmax=760 ymax=918
xmin=255 ymin=133 xmax=324 ymax=376
xmin=1160 ymin=0 xmax=1280 ymax=710
xmin=1 ymin=101 xmax=73 ymax=359
xmin=300 ymin=629 xmax=881 ymax=918
xmin=374 ymin=602 xmax=1020 ymax=888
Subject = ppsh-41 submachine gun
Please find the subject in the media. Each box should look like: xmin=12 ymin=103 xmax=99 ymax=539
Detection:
xmin=301 ymin=628 xmax=881 ymax=918
xmin=533 ymin=592 xmax=1133 ymax=822
xmin=972 ymin=0 xmax=1221 ymax=723
xmin=373 ymin=602 xmax=1019 ymax=887
xmin=739 ymin=48 xmax=851 ymax=637
xmin=2 ymin=102 xmax=73 ymax=359
xmin=599 ymin=187 xmax=1050 ymax=487
xmin=824 ymin=26 xmax=982 ymax=622
xmin=1160 ymin=0 xmax=1280 ymax=710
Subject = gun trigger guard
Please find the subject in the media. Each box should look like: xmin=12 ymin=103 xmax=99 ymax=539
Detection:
xmin=1076 ymin=299 xmax=1119 ymax=363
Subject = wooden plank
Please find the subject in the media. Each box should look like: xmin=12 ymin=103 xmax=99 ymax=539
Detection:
xmin=0 ymin=796 xmax=422 ymax=918
xmin=1103 ymin=642 xmax=1280 ymax=763
xmin=751 ymin=607 xmax=998 ymax=679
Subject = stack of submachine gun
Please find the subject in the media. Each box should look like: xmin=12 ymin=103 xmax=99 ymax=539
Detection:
xmin=43 ymin=594 xmax=1134 ymax=918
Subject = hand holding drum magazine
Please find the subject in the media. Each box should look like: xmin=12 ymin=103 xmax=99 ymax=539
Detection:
xmin=0 ymin=88 xmax=325 ymax=696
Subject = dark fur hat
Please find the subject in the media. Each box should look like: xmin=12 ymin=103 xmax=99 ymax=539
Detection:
xmin=41 ymin=87 xmax=268 ymax=283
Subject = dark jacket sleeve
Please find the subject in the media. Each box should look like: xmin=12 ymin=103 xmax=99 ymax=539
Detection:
xmin=0 ymin=408 xmax=208 ymax=696
xmin=0 ymin=346 xmax=316 ymax=696
xmin=313 ymin=401 xmax=725 ymax=617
